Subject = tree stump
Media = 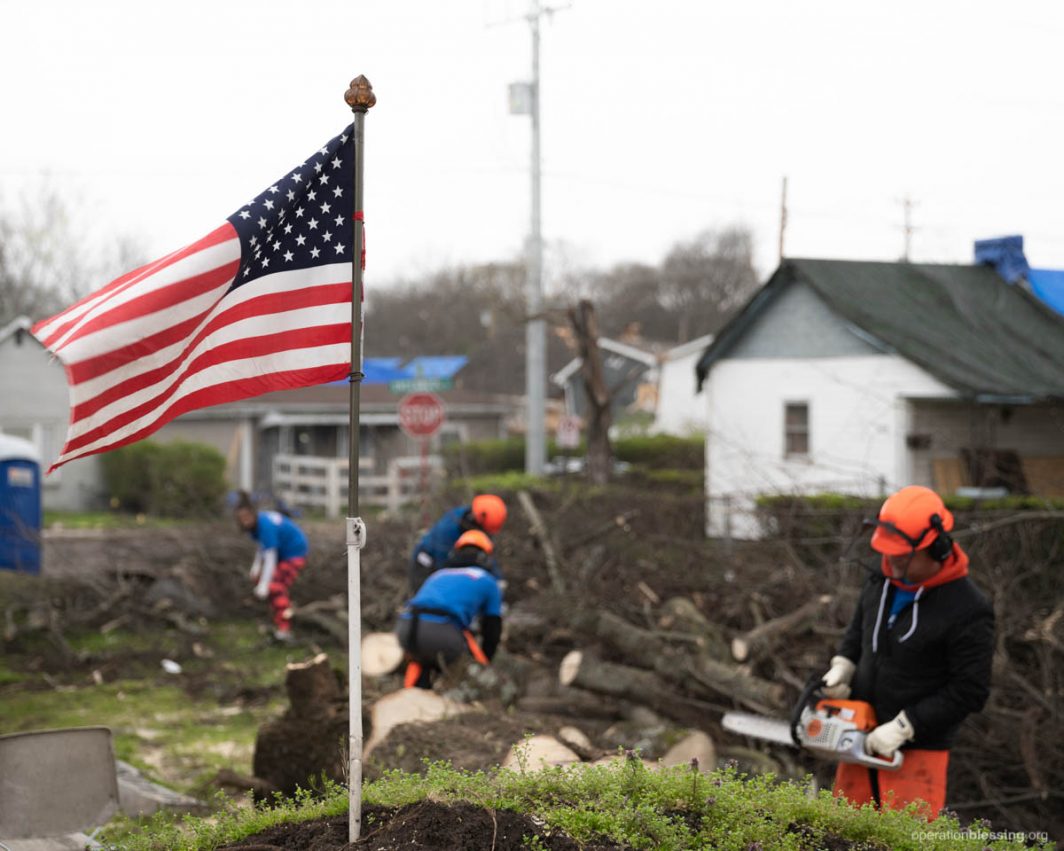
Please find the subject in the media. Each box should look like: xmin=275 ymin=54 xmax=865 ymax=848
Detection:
xmin=253 ymin=654 xmax=349 ymax=799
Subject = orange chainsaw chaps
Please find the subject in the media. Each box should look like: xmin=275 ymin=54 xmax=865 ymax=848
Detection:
xmin=834 ymin=750 xmax=949 ymax=820
xmin=463 ymin=630 xmax=489 ymax=665
xmin=814 ymin=699 xmax=878 ymax=732
xmin=403 ymin=660 xmax=423 ymax=689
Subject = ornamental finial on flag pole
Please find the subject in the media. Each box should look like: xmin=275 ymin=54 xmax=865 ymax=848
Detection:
xmin=345 ymin=75 xmax=376 ymax=112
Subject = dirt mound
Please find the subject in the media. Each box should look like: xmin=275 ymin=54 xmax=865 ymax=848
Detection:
xmin=365 ymin=711 xmax=538 ymax=779
xmin=221 ymin=802 xmax=629 ymax=850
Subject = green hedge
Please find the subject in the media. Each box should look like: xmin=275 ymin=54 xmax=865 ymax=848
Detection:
xmin=614 ymin=435 xmax=703 ymax=469
xmin=754 ymin=491 xmax=1064 ymax=551
xmin=443 ymin=434 xmax=704 ymax=477
xmin=101 ymin=440 xmax=228 ymax=518
xmin=756 ymin=492 xmax=1064 ymax=513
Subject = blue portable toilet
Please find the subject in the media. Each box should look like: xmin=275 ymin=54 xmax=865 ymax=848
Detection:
xmin=0 ymin=434 xmax=42 ymax=575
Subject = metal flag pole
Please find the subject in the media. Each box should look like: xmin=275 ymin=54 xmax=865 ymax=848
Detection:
xmin=343 ymin=73 xmax=375 ymax=844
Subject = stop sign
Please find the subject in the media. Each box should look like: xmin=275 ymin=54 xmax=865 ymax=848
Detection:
xmin=398 ymin=392 xmax=445 ymax=438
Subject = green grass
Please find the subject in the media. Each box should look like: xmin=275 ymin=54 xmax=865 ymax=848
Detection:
xmin=96 ymin=759 xmax=1051 ymax=851
xmin=43 ymin=510 xmax=187 ymax=529
xmin=0 ymin=620 xmax=302 ymax=796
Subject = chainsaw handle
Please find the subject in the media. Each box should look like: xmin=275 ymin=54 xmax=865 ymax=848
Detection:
xmin=789 ymin=674 xmax=826 ymax=747
xmin=843 ymin=732 xmax=905 ymax=771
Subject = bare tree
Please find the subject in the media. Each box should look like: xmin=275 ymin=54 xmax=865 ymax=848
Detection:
xmin=568 ymin=299 xmax=612 ymax=485
xmin=0 ymin=185 xmax=143 ymax=326
xmin=584 ymin=225 xmax=760 ymax=344
xmin=660 ymin=226 xmax=759 ymax=343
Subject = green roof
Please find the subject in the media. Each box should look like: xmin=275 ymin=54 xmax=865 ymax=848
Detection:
xmin=697 ymin=258 xmax=1064 ymax=400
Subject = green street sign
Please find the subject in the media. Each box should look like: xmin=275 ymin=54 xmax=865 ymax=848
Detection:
xmin=388 ymin=377 xmax=453 ymax=394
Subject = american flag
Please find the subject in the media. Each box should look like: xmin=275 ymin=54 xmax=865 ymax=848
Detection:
xmin=32 ymin=126 xmax=357 ymax=471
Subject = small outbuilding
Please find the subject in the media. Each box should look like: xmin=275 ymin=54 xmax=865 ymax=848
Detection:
xmin=696 ymin=256 xmax=1064 ymax=538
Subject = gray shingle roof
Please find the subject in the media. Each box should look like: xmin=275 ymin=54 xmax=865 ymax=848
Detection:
xmin=697 ymin=258 xmax=1064 ymax=400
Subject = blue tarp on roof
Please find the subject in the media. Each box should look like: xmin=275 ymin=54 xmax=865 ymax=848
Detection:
xmin=1028 ymin=268 xmax=1064 ymax=316
xmin=402 ymin=356 xmax=468 ymax=379
xmin=328 ymin=357 xmax=415 ymax=386
xmin=325 ymin=356 xmax=468 ymax=386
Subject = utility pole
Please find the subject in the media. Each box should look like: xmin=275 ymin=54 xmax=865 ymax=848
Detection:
xmin=777 ymin=176 xmax=788 ymax=263
xmin=505 ymin=1 xmax=567 ymax=476
xmin=526 ymin=1 xmax=546 ymax=476
xmin=899 ymin=194 xmax=917 ymax=262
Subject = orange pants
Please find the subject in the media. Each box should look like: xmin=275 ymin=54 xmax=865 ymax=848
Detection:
xmin=834 ymin=749 xmax=949 ymax=820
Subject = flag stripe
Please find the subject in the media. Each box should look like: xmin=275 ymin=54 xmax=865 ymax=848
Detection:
xmin=57 ymin=339 xmax=351 ymax=461
xmin=51 ymin=363 xmax=349 ymax=471
xmin=34 ymin=225 xmax=235 ymax=347
xmin=65 ymin=263 xmax=239 ymax=382
xmin=70 ymin=294 xmax=350 ymax=425
xmin=51 ymin=235 xmax=242 ymax=361
xmin=66 ymin=262 xmax=347 ymax=386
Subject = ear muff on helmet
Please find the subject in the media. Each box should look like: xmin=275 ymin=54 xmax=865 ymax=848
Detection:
xmin=926 ymin=513 xmax=954 ymax=562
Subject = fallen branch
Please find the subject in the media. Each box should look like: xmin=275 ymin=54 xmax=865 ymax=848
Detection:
xmin=518 ymin=490 xmax=565 ymax=594
xmin=731 ymin=595 xmax=832 ymax=663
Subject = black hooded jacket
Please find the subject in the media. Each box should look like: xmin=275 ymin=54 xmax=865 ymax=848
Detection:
xmin=837 ymin=560 xmax=993 ymax=750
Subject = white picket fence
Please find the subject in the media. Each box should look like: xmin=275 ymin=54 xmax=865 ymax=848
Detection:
xmin=272 ymin=453 xmax=444 ymax=518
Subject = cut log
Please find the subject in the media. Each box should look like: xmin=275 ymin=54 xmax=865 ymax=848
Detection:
xmin=284 ymin=653 xmax=341 ymax=717
xmin=561 ymin=650 xmax=670 ymax=700
xmin=363 ymin=688 xmax=468 ymax=758
xmin=362 ymin=632 xmax=404 ymax=677
xmin=731 ymin=595 xmax=833 ymax=663
xmin=502 ymin=735 xmax=581 ymax=771
xmin=658 ymin=596 xmax=730 ymax=661
xmin=514 ymin=690 xmax=626 ymax=721
xmin=571 ymin=609 xmax=784 ymax=711
xmin=661 ymin=731 xmax=716 ymax=771
xmin=558 ymin=650 xmax=718 ymax=726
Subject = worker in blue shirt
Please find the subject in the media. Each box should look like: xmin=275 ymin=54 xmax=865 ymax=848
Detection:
xmin=235 ymin=491 xmax=309 ymax=642
xmin=398 ymin=529 xmax=503 ymax=689
xmin=409 ymin=493 xmax=507 ymax=592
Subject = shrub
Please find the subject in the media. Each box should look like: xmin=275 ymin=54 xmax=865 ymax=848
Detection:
xmin=614 ymin=435 xmax=703 ymax=470
xmin=101 ymin=442 xmax=165 ymax=513
xmin=444 ymin=434 xmax=705 ymax=477
xmin=102 ymin=440 xmax=228 ymax=518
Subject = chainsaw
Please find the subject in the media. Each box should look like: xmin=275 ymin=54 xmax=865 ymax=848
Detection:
xmin=722 ymin=676 xmax=903 ymax=771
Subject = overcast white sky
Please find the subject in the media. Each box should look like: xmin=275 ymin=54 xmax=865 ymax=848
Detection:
xmin=4 ymin=0 xmax=1064 ymax=289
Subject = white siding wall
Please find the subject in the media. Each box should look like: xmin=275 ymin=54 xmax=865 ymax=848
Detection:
xmin=0 ymin=331 xmax=104 ymax=511
xmin=653 ymin=351 xmax=707 ymax=436
xmin=704 ymin=354 xmax=956 ymax=538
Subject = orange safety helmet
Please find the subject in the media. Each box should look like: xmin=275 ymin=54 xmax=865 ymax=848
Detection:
xmin=454 ymin=529 xmax=494 ymax=555
xmin=869 ymin=486 xmax=954 ymax=556
xmin=471 ymin=494 xmax=507 ymax=535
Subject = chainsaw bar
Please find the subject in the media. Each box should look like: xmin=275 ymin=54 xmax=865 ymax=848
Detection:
xmin=721 ymin=712 xmax=797 ymax=747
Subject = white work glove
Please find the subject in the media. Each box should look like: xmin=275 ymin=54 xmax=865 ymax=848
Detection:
xmin=253 ymin=583 xmax=269 ymax=600
xmin=865 ymin=711 xmax=915 ymax=758
xmin=821 ymin=655 xmax=856 ymax=699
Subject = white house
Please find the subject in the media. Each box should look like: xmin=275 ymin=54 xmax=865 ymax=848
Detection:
xmin=652 ymin=333 xmax=714 ymax=436
xmin=695 ymin=258 xmax=1064 ymax=538
xmin=0 ymin=317 xmax=105 ymax=511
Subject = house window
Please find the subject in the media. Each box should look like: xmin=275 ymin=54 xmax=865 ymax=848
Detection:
xmin=784 ymin=402 xmax=809 ymax=458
